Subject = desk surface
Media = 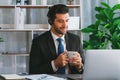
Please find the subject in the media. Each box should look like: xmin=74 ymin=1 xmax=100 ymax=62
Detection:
xmin=0 ymin=74 xmax=82 ymax=80
xmin=23 ymin=74 xmax=82 ymax=80
xmin=52 ymin=74 xmax=82 ymax=80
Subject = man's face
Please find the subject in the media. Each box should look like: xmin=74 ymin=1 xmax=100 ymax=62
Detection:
xmin=51 ymin=13 xmax=69 ymax=37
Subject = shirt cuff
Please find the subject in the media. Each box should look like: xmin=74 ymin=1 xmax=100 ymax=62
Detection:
xmin=78 ymin=64 xmax=84 ymax=72
xmin=51 ymin=60 xmax=58 ymax=72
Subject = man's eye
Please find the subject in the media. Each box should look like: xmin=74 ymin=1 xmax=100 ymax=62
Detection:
xmin=58 ymin=20 xmax=63 ymax=23
xmin=66 ymin=20 xmax=69 ymax=22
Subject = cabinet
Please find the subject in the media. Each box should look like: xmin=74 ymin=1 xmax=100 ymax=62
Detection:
xmin=0 ymin=0 xmax=81 ymax=74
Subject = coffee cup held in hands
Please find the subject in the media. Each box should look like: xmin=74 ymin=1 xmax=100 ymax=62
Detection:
xmin=67 ymin=51 xmax=76 ymax=58
xmin=67 ymin=51 xmax=77 ymax=64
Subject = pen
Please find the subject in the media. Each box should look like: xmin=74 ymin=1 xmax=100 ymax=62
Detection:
xmin=25 ymin=78 xmax=32 ymax=80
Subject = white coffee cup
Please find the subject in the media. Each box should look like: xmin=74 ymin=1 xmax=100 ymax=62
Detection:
xmin=67 ymin=51 xmax=76 ymax=58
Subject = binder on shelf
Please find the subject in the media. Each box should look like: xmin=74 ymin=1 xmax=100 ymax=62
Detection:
xmin=40 ymin=0 xmax=47 ymax=5
xmin=0 ymin=0 xmax=12 ymax=5
xmin=16 ymin=0 xmax=21 ymax=5
xmin=14 ymin=8 xmax=24 ymax=30
xmin=16 ymin=0 xmax=28 ymax=5
xmin=36 ymin=0 xmax=40 ymax=5
xmin=29 ymin=0 xmax=36 ymax=5
xmin=14 ymin=7 xmax=20 ymax=29
xmin=21 ymin=0 xmax=24 ymax=5
xmin=68 ymin=16 xmax=80 ymax=30
xmin=19 ymin=11 xmax=24 ymax=29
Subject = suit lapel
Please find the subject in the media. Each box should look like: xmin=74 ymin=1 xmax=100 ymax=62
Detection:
xmin=47 ymin=32 xmax=72 ymax=58
xmin=65 ymin=33 xmax=71 ymax=51
xmin=47 ymin=31 xmax=57 ymax=57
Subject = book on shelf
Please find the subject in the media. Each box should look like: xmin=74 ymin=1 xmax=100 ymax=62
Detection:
xmin=16 ymin=0 xmax=28 ymax=5
xmin=29 ymin=0 xmax=47 ymax=5
xmin=29 ymin=0 xmax=36 ymax=5
xmin=14 ymin=7 xmax=25 ymax=30
xmin=68 ymin=16 xmax=80 ymax=30
xmin=0 ymin=0 xmax=11 ymax=5
xmin=40 ymin=0 xmax=47 ymax=5
xmin=0 ymin=74 xmax=26 ymax=80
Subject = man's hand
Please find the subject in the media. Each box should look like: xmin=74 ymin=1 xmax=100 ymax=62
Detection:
xmin=69 ymin=52 xmax=83 ymax=70
xmin=54 ymin=51 xmax=69 ymax=68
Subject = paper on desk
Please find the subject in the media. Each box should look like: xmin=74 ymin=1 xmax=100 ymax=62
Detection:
xmin=0 ymin=74 xmax=25 ymax=80
xmin=23 ymin=74 xmax=66 ymax=80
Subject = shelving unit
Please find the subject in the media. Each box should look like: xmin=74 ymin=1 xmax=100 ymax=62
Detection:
xmin=0 ymin=0 xmax=81 ymax=74
xmin=0 ymin=53 xmax=29 ymax=74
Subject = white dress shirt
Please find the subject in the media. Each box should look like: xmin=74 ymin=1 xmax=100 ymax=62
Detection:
xmin=50 ymin=31 xmax=69 ymax=73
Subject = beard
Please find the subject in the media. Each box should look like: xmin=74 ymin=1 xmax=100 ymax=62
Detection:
xmin=53 ymin=25 xmax=67 ymax=35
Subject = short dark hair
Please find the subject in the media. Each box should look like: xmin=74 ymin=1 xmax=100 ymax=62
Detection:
xmin=47 ymin=4 xmax=69 ymax=25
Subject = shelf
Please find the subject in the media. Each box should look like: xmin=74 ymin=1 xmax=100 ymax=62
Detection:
xmin=0 ymin=29 xmax=81 ymax=32
xmin=0 ymin=2 xmax=81 ymax=74
xmin=0 ymin=5 xmax=15 ymax=8
xmin=17 ymin=5 xmax=80 ymax=8
xmin=0 ymin=53 xmax=29 ymax=56
xmin=0 ymin=5 xmax=80 ymax=8
xmin=67 ymin=5 xmax=80 ymax=8
xmin=0 ymin=29 xmax=49 ymax=32
xmin=0 ymin=24 xmax=50 ymax=32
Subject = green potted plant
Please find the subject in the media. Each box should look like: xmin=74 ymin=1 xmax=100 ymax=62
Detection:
xmin=0 ymin=37 xmax=3 ymax=42
xmin=0 ymin=37 xmax=4 ymax=53
xmin=81 ymin=2 xmax=120 ymax=49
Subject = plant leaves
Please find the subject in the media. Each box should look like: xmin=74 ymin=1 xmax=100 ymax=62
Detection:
xmin=101 ymin=2 xmax=111 ymax=8
xmin=112 ymin=4 xmax=120 ymax=11
xmin=95 ymin=13 xmax=107 ymax=22
xmin=113 ymin=19 xmax=120 ymax=26
xmin=95 ymin=7 xmax=104 ymax=12
xmin=81 ymin=24 xmax=97 ymax=33
xmin=110 ymin=31 xmax=120 ymax=48
xmin=118 ymin=23 xmax=120 ymax=30
xmin=0 ymin=37 xmax=4 ymax=42
xmin=82 ymin=2 xmax=120 ymax=49
xmin=103 ymin=8 xmax=113 ymax=21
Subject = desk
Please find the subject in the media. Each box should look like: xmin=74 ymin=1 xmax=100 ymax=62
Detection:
xmin=0 ymin=74 xmax=82 ymax=80
xmin=23 ymin=74 xmax=82 ymax=80
xmin=52 ymin=74 xmax=82 ymax=80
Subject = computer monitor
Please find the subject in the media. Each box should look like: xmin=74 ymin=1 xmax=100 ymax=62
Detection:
xmin=83 ymin=50 xmax=120 ymax=80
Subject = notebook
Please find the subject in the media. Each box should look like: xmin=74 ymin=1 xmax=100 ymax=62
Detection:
xmin=82 ymin=50 xmax=120 ymax=80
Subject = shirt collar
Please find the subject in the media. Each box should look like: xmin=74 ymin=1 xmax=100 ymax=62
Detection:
xmin=50 ymin=31 xmax=65 ymax=41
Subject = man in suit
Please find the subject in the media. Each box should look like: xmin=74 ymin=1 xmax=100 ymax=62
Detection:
xmin=29 ymin=4 xmax=84 ymax=74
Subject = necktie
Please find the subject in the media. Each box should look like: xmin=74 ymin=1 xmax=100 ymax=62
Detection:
xmin=57 ymin=38 xmax=64 ymax=55
xmin=57 ymin=38 xmax=65 ymax=74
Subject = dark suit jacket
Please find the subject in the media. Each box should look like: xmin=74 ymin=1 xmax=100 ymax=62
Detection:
xmin=29 ymin=31 xmax=84 ymax=74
